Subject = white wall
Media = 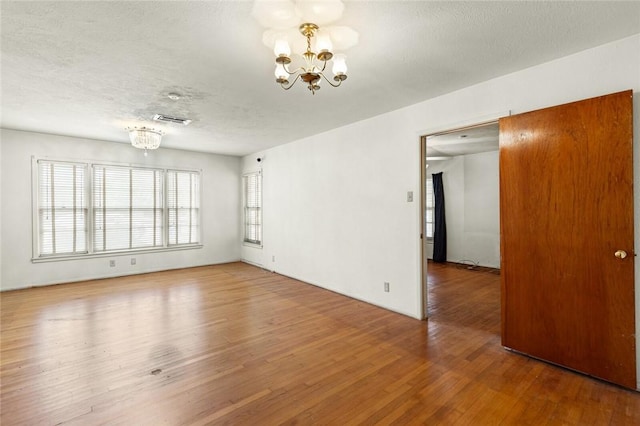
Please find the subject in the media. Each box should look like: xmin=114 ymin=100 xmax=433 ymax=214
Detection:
xmin=425 ymin=151 xmax=500 ymax=268
xmin=0 ymin=129 xmax=242 ymax=290
xmin=241 ymin=34 xmax=640 ymax=385
xmin=463 ymin=151 xmax=500 ymax=267
xmin=242 ymin=120 xmax=420 ymax=318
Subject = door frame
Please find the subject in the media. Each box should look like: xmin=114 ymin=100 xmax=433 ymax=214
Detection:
xmin=418 ymin=112 xmax=508 ymax=319
xmin=418 ymin=97 xmax=638 ymax=390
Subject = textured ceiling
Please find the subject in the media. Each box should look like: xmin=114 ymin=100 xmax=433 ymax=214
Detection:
xmin=2 ymin=1 xmax=640 ymax=156
xmin=427 ymin=122 xmax=499 ymax=159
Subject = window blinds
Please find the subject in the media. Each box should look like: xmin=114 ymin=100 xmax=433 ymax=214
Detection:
xmin=167 ymin=170 xmax=200 ymax=246
xmin=425 ymin=177 xmax=434 ymax=239
xmin=244 ymin=172 xmax=262 ymax=245
xmin=38 ymin=161 xmax=88 ymax=256
xmin=35 ymin=159 xmax=201 ymax=258
xmin=93 ymin=165 xmax=164 ymax=252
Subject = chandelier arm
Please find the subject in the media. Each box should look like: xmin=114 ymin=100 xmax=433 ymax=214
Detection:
xmin=284 ymin=66 xmax=304 ymax=76
xmin=318 ymin=72 xmax=342 ymax=88
xmin=281 ymin=73 xmax=303 ymax=90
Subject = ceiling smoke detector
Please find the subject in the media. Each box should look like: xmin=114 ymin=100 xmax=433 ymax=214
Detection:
xmin=153 ymin=114 xmax=192 ymax=126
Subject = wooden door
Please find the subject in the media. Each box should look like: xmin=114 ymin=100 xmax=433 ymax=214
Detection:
xmin=499 ymin=90 xmax=636 ymax=389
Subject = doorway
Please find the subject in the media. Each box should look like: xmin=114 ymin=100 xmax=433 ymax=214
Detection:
xmin=419 ymin=90 xmax=636 ymax=390
xmin=420 ymin=121 xmax=500 ymax=319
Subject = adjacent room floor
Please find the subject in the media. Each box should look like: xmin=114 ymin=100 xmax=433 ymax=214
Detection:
xmin=1 ymin=262 xmax=638 ymax=424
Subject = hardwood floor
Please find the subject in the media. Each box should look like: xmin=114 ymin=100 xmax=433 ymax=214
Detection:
xmin=1 ymin=262 xmax=638 ymax=425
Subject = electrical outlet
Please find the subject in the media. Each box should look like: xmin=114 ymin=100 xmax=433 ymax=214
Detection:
xmin=131 ymin=258 xmax=136 ymax=265
xmin=384 ymin=282 xmax=390 ymax=292
xmin=109 ymin=260 xmax=116 ymax=267
xmin=272 ymin=255 xmax=275 ymax=262
xmin=407 ymin=191 xmax=414 ymax=202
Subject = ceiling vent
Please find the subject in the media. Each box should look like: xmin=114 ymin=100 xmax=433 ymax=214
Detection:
xmin=153 ymin=114 xmax=192 ymax=126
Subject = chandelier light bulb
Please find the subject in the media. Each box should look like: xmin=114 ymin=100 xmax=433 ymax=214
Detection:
xmin=274 ymin=64 xmax=289 ymax=83
xmin=315 ymin=33 xmax=332 ymax=53
xmin=332 ymin=53 xmax=347 ymax=76
xmin=273 ymin=39 xmax=291 ymax=58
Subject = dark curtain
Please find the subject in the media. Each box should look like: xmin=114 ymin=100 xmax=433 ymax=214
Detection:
xmin=432 ymin=172 xmax=447 ymax=263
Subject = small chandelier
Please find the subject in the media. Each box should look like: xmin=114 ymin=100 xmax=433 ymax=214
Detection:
xmin=251 ymin=0 xmax=357 ymax=95
xmin=126 ymin=126 xmax=164 ymax=155
xmin=273 ymin=23 xmax=347 ymax=94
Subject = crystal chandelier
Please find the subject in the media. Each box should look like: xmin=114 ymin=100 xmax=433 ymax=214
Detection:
xmin=126 ymin=126 xmax=164 ymax=155
xmin=252 ymin=0 xmax=358 ymax=95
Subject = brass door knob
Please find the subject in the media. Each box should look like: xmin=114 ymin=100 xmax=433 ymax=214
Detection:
xmin=614 ymin=250 xmax=628 ymax=259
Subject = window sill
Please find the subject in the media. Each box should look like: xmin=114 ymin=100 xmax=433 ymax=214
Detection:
xmin=242 ymin=241 xmax=263 ymax=249
xmin=32 ymin=244 xmax=203 ymax=263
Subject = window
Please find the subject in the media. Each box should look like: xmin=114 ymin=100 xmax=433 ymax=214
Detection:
xmin=425 ymin=176 xmax=434 ymax=240
xmin=37 ymin=160 xmax=88 ymax=256
xmin=167 ymin=170 xmax=200 ymax=245
xmin=93 ymin=165 xmax=164 ymax=252
xmin=34 ymin=159 xmax=200 ymax=259
xmin=243 ymin=171 xmax=262 ymax=245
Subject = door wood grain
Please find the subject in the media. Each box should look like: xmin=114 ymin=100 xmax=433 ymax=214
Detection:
xmin=499 ymin=90 xmax=636 ymax=389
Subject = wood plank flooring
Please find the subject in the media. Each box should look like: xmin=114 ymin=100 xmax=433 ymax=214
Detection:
xmin=1 ymin=261 xmax=638 ymax=424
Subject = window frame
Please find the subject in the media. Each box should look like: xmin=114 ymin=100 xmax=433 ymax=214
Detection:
xmin=31 ymin=156 xmax=202 ymax=262
xmin=167 ymin=169 xmax=202 ymax=247
xmin=242 ymin=170 xmax=262 ymax=248
xmin=32 ymin=158 xmax=90 ymax=258
xmin=92 ymin=163 xmax=166 ymax=253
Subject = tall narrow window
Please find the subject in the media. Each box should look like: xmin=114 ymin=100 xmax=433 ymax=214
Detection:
xmin=167 ymin=170 xmax=200 ymax=246
xmin=243 ymin=171 xmax=262 ymax=245
xmin=37 ymin=160 xmax=88 ymax=256
xmin=93 ymin=165 xmax=163 ymax=252
xmin=425 ymin=176 xmax=434 ymax=240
